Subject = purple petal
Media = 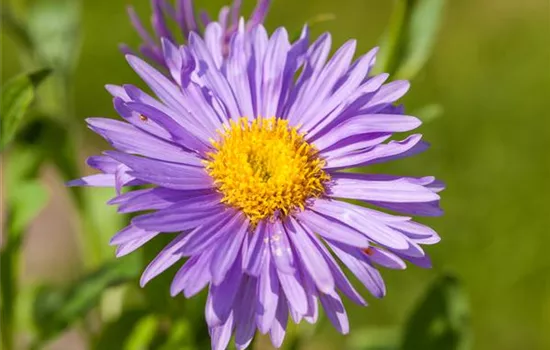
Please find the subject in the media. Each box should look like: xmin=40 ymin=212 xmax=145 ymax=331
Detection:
xmin=389 ymin=220 xmax=441 ymax=244
xmin=151 ymin=0 xmax=174 ymax=42
xmin=277 ymin=268 xmax=308 ymax=316
xmin=126 ymin=55 xmax=190 ymax=114
xmin=127 ymin=6 xmax=155 ymax=46
xmin=189 ymin=31 xmax=241 ymax=119
xmin=248 ymin=0 xmax=271 ymax=29
xmin=131 ymin=198 xmax=224 ymax=232
xmin=310 ymin=230 xmax=367 ymax=306
xmin=86 ymin=155 xmax=118 ymax=173
xmin=177 ymin=0 xmax=197 ymax=34
xmin=140 ymin=232 xmax=188 ymax=286
xmin=109 ymin=188 xmax=212 ymax=214
xmin=161 ymin=38 xmax=182 ymax=85
xmin=114 ymin=164 xmax=133 ymax=194
xmin=124 ymin=101 xmax=209 ymax=152
xmin=86 ymin=118 xmax=203 ymax=165
xmin=319 ymin=291 xmax=349 ymax=334
xmin=170 ymin=249 xmax=213 ymax=297
xmin=105 ymin=151 xmax=212 ymax=190
xmin=285 ymin=218 xmax=335 ymax=294
xmin=361 ymin=80 xmax=410 ymax=113
xmin=66 ymin=174 xmax=115 ymax=187
xmin=178 ymin=210 xmax=242 ymax=256
xmin=285 ymin=33 xmax=332 ymax=125
xmin=368 ymin=200 xmax=443 ymax=217
xmin=311 ymin=199 xmax=409 ymax=250
xmin=365 ymin=247 xmax=407 ymax=270
xmin=125 ymin=56 xmax=214 ymax=142
xmin=258 ymin=27 xmax=290 ymax=119
xmin=307 ymin=72 xmax=391 ymax=140
xmin=275 ymin=30 xmax=309 ymax=117
xmin=204 ymin=22 xmax=224 ymax=68
xmin=268 ymin=221 xmax=296 ymax=275
xmin=206 ymin=256 xmax=244 ymax=327
xmin=302 ymin=273 xmax=319 ymax=323
xmin=325 ymin=134 xmax=428 ymax=169
xmin=401 ymin=254 xmax=432 ymax=268
xmin=330 ymin=174 xmax=440 ymax=203
xmin=223 ymin=29 xmax=254 ymax=119
xmin=311 ymin=114 xmax=421 ymax=151
xmin=328 ymin=242 xmax=386 ymax=298
xmin=105 ymin=84 xmax=129 ymax=100
xmin=210 ymin=216 xmax=249 ymax=284
xmin=234 ymin=276 xmax=258 ymax=349
xmin=297 ymin=210 xmax=371 ymax=248
xmin=257 ymin=253 xmax=279 ymax=333
xmin=111 ymin=224 xmax=157 ymax=245
xmin=210 ymin=312 xmax=234 ymax=350
xmin=115 ymin=231 xmax=158 ymax=257
xmin=269 ymin=296 xmax=288 ymax=348
xmin=249 ymin=25 xmax=269 ymax=116
xmin=244 ymin=221 xmax=268 ymax=276
xmin=113 ymin=96 xmax=173 ymax=142
xmin=320 ymin=134 xmax=392 ymax=161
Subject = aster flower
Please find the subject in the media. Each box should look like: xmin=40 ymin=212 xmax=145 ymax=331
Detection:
xmin=70 ymin=22 xmax=443 ymax=350
xmin=124 ymin=0 xmax=271 ymax=67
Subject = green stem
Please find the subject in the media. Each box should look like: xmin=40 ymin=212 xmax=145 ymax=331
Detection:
xmin=0 ymin=212 xmax=23 ymax=350
xmin=0 ymin=8 xmax=34 ymax=55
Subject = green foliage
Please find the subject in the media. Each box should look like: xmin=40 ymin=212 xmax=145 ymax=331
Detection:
xmin=6 ymin=181 xmax=49 ymax=235
xmin=7 ymin=0 xmax=540 ymax=349
xmin=32 ymin=258 xmax=141 ymax=343
xmin=401 ymin=275 xmax=471 ymax=350
xmin=123 ymin=315 xmax=160 ymax=350
xmin=413 ymin=103 xmax=444 ymax=123
xmin=0 ymin=69 xmax=51 ymax=150
xmin=1 ymin=146 xmax=50 ymax=350
xmin=375 ymin=0 xmax=447 ymax=80
xmin=346 ymin=276 xmax=471 ymax=350
xmin=27 ymin=0 xmax=82 ymax=72
xmin=347 ymin=327 xmax=400 ymax=350
xmin=93 ymin=309 xmax=150 ymax=350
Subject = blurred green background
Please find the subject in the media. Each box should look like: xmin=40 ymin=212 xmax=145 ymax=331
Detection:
xmin=1 ymin=0 xmax=549 ymax=349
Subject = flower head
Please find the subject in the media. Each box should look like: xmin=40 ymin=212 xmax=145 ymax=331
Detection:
xmin=123 ymin=0 xmax=271 ymax=67
xmin=71 ymin=22 xmax=443 ymax=350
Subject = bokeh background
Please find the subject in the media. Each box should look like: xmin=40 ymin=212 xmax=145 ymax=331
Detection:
xmin=1 ymin=0 xmax=549 ymax=349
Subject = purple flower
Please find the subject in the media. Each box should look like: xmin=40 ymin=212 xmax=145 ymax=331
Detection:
xmin=123 ymin=0 xmax=271 ymax=67
xmin=70 ymin=22 xmax=443 ymax=350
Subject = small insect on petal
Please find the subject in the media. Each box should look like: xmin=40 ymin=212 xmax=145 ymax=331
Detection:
xmin=364 ymin=247 xmax=375 ymax=256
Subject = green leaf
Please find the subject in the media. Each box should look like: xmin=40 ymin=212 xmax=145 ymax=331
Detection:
xmin=92 ymin=309 xmax=149 ymax=350
xmin=414 ymin=104 xmax=444 ymax=123
xmin=32 ymin=259 xmax=140 ymax=342
xmin=374 ymin=0 xmax=409 ymax=76
xmin=1 ymin=7 xmax=34 ymax=54
xmin=401 ymin=275 xmax=472 ymax=350
xmin=7 ymin=181 xmax=49 ymax=235
xmin=395 ymin=0 xmax=447 ymax=79
xmin=347 ymin=327 xmax=400 ymax=350
xmin=375 ymin=0 xmax=447 ymax=80
xmin=1 ymin=145 xmax=49 ymax=350
xmin=80 ymin=187 xmax=127 ymax=265
xmin=0 ymin=69 xmax=51 ymax=150
xmin=157 ymin=320 xmax=194 ymax=350
xmin=123 ymin=315 xmax=160 ymax=350
xmin=28 ymin=0 xmax=82 ymax=72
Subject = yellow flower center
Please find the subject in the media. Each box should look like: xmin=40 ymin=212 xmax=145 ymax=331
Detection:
xmin=205 ymin=117 xmax=330 ymax=225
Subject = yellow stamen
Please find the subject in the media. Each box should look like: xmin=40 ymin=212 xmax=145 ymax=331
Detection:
xmin=205 ymin=117 xmax=330 ymax=226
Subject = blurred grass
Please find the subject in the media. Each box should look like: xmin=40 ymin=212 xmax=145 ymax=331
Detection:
xmin=2 ymin=0 xmax=549 ymax=349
